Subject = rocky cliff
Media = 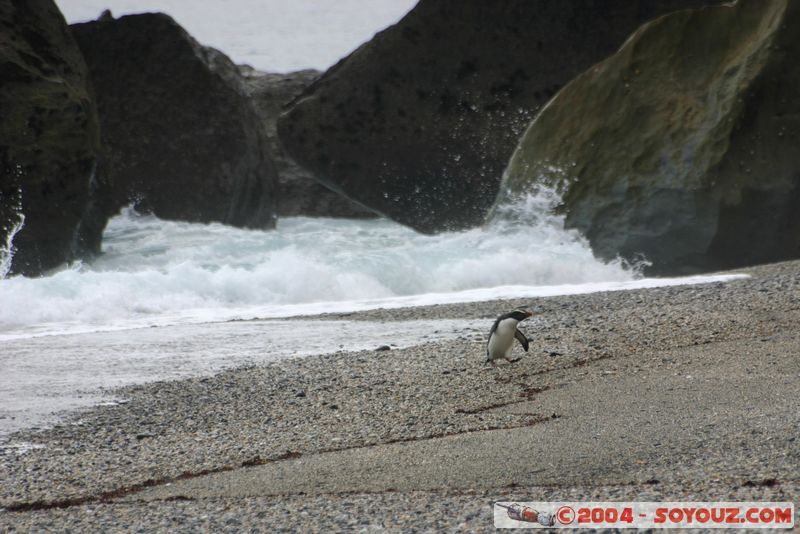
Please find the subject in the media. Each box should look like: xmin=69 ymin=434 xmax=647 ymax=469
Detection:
xmin=496 ymin=0 xmax=799 ymax=274
xmin=240 ymin=68 xmax=376 ymax=218
xmin=71 ymin=12 xmax=277 ymax=229
xmin=0 ymin=0 xmax=108 ymax=276
xmin=278 ymin=0 xmax=718 ymax=233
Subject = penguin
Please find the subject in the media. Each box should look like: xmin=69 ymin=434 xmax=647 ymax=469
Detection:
xmin=485 ymin=307 xmax=533 ymax=366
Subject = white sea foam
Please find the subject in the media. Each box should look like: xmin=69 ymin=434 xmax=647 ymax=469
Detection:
xmin=0 ymin=198 xmax=642 ymax=340
xmin=0 ymin=198 xmax=750 ymax=343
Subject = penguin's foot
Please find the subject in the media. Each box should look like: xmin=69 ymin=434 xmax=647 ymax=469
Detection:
xmin=507 ymin=357 xmax=521 ymax=363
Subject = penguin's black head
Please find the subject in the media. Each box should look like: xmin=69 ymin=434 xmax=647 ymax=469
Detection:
xmin=507 ymin=308 xmax=534 ymax=321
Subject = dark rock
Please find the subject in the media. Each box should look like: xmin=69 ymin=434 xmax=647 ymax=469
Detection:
xmin=71 ymin=13 xmax=277 ymax=228
xmin=0 ymin=0 xmax=108 ymax=276
xmin=496 ymin=0 xmax=800 ymax=275
xmin=239 ymin=67 xmax=376 ymax=218
xmin=375 ymin=345 xmax=391 ymax=352
xmin=278 ymin=0 xmax=718 ymax=233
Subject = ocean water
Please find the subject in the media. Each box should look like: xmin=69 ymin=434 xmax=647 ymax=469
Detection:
xmin=0 ymin=200 xmax=747 ymax=442
xmin=2 ymin=2 xmax=749 ymax=443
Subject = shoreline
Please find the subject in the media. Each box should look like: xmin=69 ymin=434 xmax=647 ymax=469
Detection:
xmin=0 ymin=271 xmax=747 ymax=445
xmin=1 ymin=260 xmax=798 ymax=530
xmin=0 ymin=271 xmax=747 ymax=343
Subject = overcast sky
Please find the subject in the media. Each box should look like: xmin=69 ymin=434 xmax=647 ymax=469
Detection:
xmin=57 ymin=0 xmax=416 ymax=72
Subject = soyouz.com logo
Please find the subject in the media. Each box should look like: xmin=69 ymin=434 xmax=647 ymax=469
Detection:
xmin=493 ymin=502 xmax=795 ymax=529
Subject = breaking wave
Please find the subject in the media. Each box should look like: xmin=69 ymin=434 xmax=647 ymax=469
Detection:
xmin=0 ymin=190 xmax=636 ymax=338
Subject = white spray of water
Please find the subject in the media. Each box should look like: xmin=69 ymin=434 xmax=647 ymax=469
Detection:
xmin=0 ymin=214 xmax=24 ymax=280
xmin=0 ymin=188 xmax=25 ymax=280
xmin=489 ymin=184 xmax=653 ymax=272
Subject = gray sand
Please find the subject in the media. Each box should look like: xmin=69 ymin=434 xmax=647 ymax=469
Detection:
xmin=1 ymin=261 xmax=798 ymax=531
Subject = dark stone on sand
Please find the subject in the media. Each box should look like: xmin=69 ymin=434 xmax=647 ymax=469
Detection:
xmin=240 ymin=68 xmax=377 ymax=219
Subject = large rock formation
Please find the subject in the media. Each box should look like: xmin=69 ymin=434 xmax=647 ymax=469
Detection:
xmin=495 ymin=0 xmax=800 ymax=275
xmin=239 ymin=68 xmax=376 ymax=218
xmin=0 ymin=0 xmax=108 ymax=277
xmin=71 ymin=13 xmax=277 ymax=229
xmin=278 ymin=0 xmax=718 ymax=233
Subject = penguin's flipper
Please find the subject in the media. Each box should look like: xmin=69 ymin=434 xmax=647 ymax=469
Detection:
xmin=514 ymin=329 xmax=529 ymax=352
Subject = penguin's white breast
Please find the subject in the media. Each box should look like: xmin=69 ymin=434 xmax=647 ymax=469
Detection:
xmin=488 ymin=318 xmax=517 ymax=357
xmin=495 ymin=318 xmax=518 ymax=337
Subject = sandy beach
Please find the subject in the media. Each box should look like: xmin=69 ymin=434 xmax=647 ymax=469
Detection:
xmin=1 ymin=260 xmax=798 ymax=531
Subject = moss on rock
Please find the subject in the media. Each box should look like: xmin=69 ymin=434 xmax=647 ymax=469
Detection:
xmin=0 ymin=0 xmax=107 ymax=276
